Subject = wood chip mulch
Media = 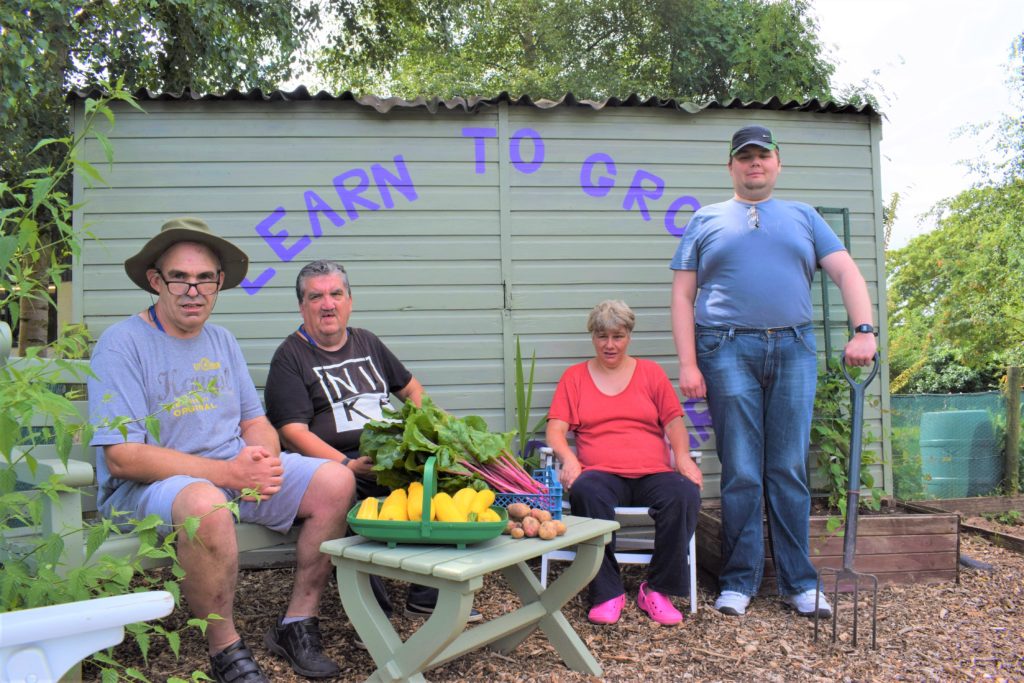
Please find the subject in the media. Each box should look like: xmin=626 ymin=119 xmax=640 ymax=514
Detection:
xmin=88 ymin=533 xmax=1024 ymax=682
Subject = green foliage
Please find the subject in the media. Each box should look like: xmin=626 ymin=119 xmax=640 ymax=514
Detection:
xmin=811 ymin=359 xmax=883 ymax=532
xmin=958 ymin=33 xmax=1024 ymax=186
xmin=890 ymin=423 xmax=926 ymax=500
xmin=1 ymin=82 xmax=141 ymax=330
xmin=982 ymin=509 xmax=1023 ymax=526
xmin=0 ymin=88 xmax=209 ymax=680
xmin=318 ymin=0 xmax=835 ymax=102
xmin=887 ymin=35 xmax=1024 ymax=394
xmin=360 ymin=394 xmax=516 ymax=492
xmin=890 ymin=342 xmax=1003 ymax=395
xmin=514 ymin=336 xmax=546 ymax=463
xmin=1 ymin=0 xmax=321 ymax=183
xmin=887 ymin=180 xmax=1024 ymax=392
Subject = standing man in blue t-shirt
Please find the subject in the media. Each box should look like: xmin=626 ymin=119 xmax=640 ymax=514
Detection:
xmin=89 ymin=218 xmax=354 ymax=681
xmin=670 ymin=125 xmax=877 ymax=618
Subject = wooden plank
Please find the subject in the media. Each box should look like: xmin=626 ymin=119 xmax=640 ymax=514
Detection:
xmin=905 ymin=496 xmax=1024 ymax=516
xmin=709 ymin=543 xmax=958 ymax=575
xmin=957 ymin=523 xmax=1024 ymax=554
xmin=697 ymin=510 xmax=958 ymax=538
xmin=811 ymin=514 xmax=959 ymax=537
xmin=809 ymin=533 xmax=958 ymax=556
xmin=696 ymin=507 xmax=959 ymax=590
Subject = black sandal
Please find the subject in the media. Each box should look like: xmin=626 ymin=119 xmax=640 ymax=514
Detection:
xmin=209 ymin=639 xmax=269 ymax=683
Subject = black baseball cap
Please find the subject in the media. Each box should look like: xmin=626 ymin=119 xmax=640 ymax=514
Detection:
xmin=730 ymin=125 xmax=778 ymax=156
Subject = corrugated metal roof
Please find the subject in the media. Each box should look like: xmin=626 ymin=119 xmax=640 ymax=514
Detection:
xmin=69 ymin=86 xmax=878 ymax=117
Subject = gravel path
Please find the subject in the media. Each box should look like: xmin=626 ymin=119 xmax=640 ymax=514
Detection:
xmin=88 ymin=533 xmax=1023 ymax=682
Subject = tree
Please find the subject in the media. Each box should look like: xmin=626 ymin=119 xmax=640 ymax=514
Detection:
xmin=887 ymin=180 xmax=1024 ymax=383
xmin=886 ymin=35 xmax=1024 ymax=393
xmin=317 ymin=0 xmax=835 ymax=101
xmin=1 ymin=0 xmax=321 ymax=351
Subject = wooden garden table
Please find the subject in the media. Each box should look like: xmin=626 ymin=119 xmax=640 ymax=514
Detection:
xmin=319 ymin=515 xmax=618 ymax=683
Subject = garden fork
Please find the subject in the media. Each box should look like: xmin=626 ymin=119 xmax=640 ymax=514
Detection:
xmin=815 ymin=352 xmax=880 ymax=649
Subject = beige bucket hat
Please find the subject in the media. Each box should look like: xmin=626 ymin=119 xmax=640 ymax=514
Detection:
xmin=124 ymin=217 xmax=249 ymax=294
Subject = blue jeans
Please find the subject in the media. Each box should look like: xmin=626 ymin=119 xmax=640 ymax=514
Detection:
xmin=696 ymin=324 xmax=818 ymax=597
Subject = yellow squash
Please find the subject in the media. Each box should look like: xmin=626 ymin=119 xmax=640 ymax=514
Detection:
xmin=356 ymin=497 xmax=379 ymax=520
xmin=469 ymin=488 xmax=496 ymax=516
xmin=378 ymin=488 xmax=409 ymax=521
xmin=407 ymin=481 xmax=424 ymax=521
xmin=433 ymin=492 xmax=468 ymax=522
xmin=452 ymin=487 xmax=478 ymax=516
xmin=478 ymin=508 xmax=502 ymax=523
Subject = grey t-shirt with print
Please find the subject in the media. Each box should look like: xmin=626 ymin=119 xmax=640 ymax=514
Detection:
xmin=88 ymin=314 xmax=264 ymax=507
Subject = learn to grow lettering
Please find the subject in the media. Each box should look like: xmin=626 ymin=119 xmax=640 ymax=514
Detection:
xmin=240 ymin=127 xmax=703 ymax=296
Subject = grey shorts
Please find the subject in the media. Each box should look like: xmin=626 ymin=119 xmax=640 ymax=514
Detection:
xmin=100 ymin=451 xmax=327 ymax=537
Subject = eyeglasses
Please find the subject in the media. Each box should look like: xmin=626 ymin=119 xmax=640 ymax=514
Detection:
xmin=747 ymin=205 xmax=760 ymax=230
xmin=156 ymin=270 xmax=221 ymax=296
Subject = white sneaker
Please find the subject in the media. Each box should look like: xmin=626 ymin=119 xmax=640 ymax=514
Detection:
xmin=714 ymin=590 xmax=751 ymax=616
xmin=783 ymin=589 xmax=832 ymax=618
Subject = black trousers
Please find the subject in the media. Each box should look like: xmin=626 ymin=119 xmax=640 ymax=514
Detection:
xmin=354 ymin=476 xmax=438 ymax=613
xmin=569 ymin=470 xmax=700 ymax=605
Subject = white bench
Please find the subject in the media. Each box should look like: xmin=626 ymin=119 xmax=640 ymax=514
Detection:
xmin=0 ymin=591 xmax=174 ymax=681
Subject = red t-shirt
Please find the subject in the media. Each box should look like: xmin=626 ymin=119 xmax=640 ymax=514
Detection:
xmin=547 ymin=358 xmax=683 ymax=477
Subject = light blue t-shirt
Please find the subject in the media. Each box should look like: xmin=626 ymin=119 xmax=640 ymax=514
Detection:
xmin=88 ymin=315 xmax=264 ymax=506
xmin=670 ymin=198 xmax=845 ymax=328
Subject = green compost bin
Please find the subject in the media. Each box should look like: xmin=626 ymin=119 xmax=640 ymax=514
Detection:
xmin=919 ymin=410 xmax=1000 ymax=498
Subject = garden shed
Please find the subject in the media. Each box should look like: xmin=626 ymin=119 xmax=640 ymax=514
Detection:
xmin=69 ymin=90 xmax=888 ymax=501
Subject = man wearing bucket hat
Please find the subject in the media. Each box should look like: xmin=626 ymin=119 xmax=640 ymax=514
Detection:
xmin=88 ymin=218 xmax=355 ymax=681
xmin=669 ymin=125 xmax=877 ymax=619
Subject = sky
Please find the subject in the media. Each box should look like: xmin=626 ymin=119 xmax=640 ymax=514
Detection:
xmin=811 ymin=0 xmax=1021 ymax=249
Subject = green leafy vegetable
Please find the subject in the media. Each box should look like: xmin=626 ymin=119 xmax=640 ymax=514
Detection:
xmin=360 ymin=394 xmax=519 ymax=493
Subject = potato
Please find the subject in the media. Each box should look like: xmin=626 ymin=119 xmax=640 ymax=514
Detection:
xmin=506 ymin=503 xmax=531 ymax=520
xmin=510 ymin=526 xmax=525 ymax=539
xmin=538 ymin=520 xmax=559 ymax=541
xmin=504 ymin=520 xmax=518 ymax=535
xmin=553 ymin=520 xmax=567 ymax=536
xmin=521 ymin=516 xmax=540 ymax=537
xmin=529 ymin=508 xmax=552 ymax=523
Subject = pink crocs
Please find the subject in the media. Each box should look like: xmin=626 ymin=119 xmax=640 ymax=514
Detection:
xmin=637 ymin=581 xmax=683 ymax=625
xmin=587 ymin=593 xmax=626 ymax=625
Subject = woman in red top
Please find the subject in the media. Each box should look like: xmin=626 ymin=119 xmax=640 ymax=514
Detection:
xmin=547 ymin=300 xmax=702 ymax=626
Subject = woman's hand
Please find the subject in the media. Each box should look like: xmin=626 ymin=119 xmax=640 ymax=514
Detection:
xmin=558 ymin=453 xmax=582 ymax=489
xmin=676 ymin=453 xmax=703 ymax=491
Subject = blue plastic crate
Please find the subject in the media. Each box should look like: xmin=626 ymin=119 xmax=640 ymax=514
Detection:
xmin=493 ymin=467 xmax=563 ymax=520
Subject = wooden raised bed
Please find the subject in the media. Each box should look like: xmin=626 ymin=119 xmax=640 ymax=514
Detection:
xmin=696 ymin=501 xmax=960 ymax=594
xmin=903 ymin=496 xmax=1024 ymax=555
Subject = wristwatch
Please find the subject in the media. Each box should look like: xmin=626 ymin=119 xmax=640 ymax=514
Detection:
xmin=853 ymin=323 xmax=878 ymax=336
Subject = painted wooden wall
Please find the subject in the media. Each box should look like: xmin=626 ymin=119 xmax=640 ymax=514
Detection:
xmin=72 ymin=97 xmax=890 ymax=500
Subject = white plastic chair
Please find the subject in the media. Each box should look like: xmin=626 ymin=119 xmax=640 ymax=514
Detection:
xmin=537 ymin=447 xmax=700 ymax=614
xmin=0 ymin=591 xmax=174 ymax=682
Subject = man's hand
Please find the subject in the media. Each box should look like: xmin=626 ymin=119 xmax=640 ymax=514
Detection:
xmin=843 ymin=333 xmax=877 ymax=367
xmin=679 ymin=365 xmax=706 ymax=399
xmin=347 ymin=455 xmax=374 ymax=477
xmin=232 ymin=446 xmax=284 ymax=501
xmin=676 ymin=454 xmax=704 ymax=491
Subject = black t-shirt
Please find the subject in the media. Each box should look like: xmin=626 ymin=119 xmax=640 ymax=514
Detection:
xmin=264 ymin=327 xmax=413 ymax=455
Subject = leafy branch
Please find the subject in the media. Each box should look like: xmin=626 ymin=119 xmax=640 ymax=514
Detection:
xmin=812 ymin=359 xmax=883 ymax=533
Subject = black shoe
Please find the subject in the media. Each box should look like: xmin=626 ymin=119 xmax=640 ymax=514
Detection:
xmin=264 ymin=617 xmax=341 ymax=678
xmin=209 ymin=639 xmax=269 ymax=683
xmin=404 ymin=602 xmax=483 ymax=623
